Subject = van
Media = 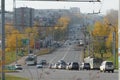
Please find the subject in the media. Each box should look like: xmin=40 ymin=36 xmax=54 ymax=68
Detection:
xmin=100 ymin=61 xmax=114 ymax=73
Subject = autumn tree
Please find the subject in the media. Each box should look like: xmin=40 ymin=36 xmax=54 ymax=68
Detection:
xmin=5 ymin=25 xmax=22 ymax=52
xmin=54 ymin=16 xmax=70 ymax=41
xmin=24 ymin=27 xmax=40 ymax=48
xmin=104 ymin=10 xmax=118 ymax=51
xmin=91 ymin=10 xmax=118 ymax=58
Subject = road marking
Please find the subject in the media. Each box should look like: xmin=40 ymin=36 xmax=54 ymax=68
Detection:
xmin=62 ymin=46 xmax=71 ymax=60
xmin=49 ymin=46 xmax=71 ymax=63
xmin=49 ymin=56 xmax=57 ymax=63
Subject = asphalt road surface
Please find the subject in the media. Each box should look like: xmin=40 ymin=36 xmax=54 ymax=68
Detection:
xmin=7 ymin=45 xmax=118 ymax=80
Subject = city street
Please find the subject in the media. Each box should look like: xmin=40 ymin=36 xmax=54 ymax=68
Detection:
xmin=7 ymin=45 xmax=118 ymax=80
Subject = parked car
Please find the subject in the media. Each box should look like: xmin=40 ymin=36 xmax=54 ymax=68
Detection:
xmin=68 ymin=62 xmax=79 ymax=70
xmin=100 ymin=61 xmax=114 ymax=73
xmin=80 ymin=63 xmax=90 ymax=70
xmin=14 ymin=64 xmax=23 ymax=70
xmin=36 ymin=63 xmax=43 ymax=68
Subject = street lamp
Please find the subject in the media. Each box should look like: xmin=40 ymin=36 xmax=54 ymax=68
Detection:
xmin=108 ymin=23 xmax=117 ymax=68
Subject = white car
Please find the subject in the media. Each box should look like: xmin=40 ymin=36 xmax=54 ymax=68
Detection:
xmin=36 ymin=63 xmax=43 ymax=68
xmin=15 ymin=64 xmax=23 ymax=70
xmin=58 ymin=63 xmax=66 ymax=69
xmin=66 ymin=62 xmax=71 ymax=70
xmin=52 ymin=63 xmax=59 ymax=69
xmin=100 ymin=61 xmax=114 ymax=73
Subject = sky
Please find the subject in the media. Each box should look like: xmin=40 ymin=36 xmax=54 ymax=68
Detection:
xmin=2 ymin=0 xmax=119 ymax=14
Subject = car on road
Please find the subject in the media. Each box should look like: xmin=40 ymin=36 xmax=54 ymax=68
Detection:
xmin=36 ymin=63 xmax=43 ymax=68
xmin=100 ymin=61 xmax=114 ymax=73
xmin=48 ymin=63 xmax=53 ymax=69
xmin=58 ymin=60 xmax=66 ymax=64
xmin=14 ymin=64 xmax=23 ymax=70
xmin=57 ymin=60 xmax=67 ymax=69
xmin=80 ymin=63 xmax=90 ymax=70
xmin=40 ymin=60 xmax=47 ymax=65
xmin=68 ymin=62 xmax=79 ymax=70
xmin=58 ymin=63 xmax=66 ymax=69
xmin=52 ymin=63 xmax=59 ymax=69
xmin=66 ymin=62 xmax=71 ymax=70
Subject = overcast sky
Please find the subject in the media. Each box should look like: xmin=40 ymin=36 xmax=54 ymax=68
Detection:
xmin=2 ymin=0 xmax=119 ymax=14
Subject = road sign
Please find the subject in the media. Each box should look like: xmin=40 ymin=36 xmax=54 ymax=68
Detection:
xmin=22 ymin=39 xmax=29 ymax=45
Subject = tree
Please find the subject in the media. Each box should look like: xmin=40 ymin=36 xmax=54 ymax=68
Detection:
xmin=91 ymin=9 xmax=118 ymax=58
xmin=5 ymin=25 xmax=22 ymax=52
xmin=54 ymin=16 xmax=70 ymax=41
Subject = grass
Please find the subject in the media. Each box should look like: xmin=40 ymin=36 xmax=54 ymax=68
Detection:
xmin=36 ymin=48 xmax=55 ymax=56
xmin=0 ymin=75 xmax=28 ymax=80
xmin=5 ymin=51 xmax=18 ymax=64
xmin=0 ymin=48 xmax=54 ymax=66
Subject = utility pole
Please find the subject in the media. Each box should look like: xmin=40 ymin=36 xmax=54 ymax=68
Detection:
xmin=113 ymin=31 xmax=116 ymax=68
xmin=108 ymin=23 xmax=116 ymax=68
xmin=1 ymin=0 xmax=5 ymax=80
xmin=34 ymin=38 xmax=36 ymax=54
xmin=88 ymin=34 xmax=90 ymax=56
xmin=28 ymin=33 xmax=30 ymax=54
xmin=16 ymin=37 xmax=18 ymax=64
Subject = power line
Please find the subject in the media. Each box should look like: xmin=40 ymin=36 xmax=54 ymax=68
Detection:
xmin=16 ymin=0 xmax=101 ymax=2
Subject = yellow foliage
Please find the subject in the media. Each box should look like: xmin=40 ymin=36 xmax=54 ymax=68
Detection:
xmin=5 ymin=26 xmax=22 ymax=52
xmin=92 ymin=21 xmax=109 ymax=36
xmin=92 ymin=21 xmax=118 ymax=49
xmin=30 ymin=39 xmax=34 ymax=48
xmin=55 ymin=16 xmax=70 ymax=30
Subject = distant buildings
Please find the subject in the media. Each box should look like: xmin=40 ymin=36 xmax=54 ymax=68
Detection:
xmin=14 ymin=7 xmax=34 ymax=31
xmin=13 ymin=7 xmax=81 ymax=29
xmin=0 ymin=11 xmax=13 ymax=34
xmin=34 ymin=9 xmax=70 ymax=27
xmin=70 ymin=7 xmax=80 ymax=15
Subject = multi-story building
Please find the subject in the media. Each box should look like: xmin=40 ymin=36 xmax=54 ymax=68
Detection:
xmin=70 ymin=7 xmax=80 ymax=15
xmin=34 ymin=9 xmax=70 ymax=27
xmin=0 ymin=11 xmax=13 ymax=34
xmin=14 ymin=7 xmax=34 ymax=31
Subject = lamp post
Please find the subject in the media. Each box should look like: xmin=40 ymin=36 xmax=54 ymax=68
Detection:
xmin=113 ymin=31 xmax=116 ymax=68
xmin=108 ymin=23 xmax=117 ymax=68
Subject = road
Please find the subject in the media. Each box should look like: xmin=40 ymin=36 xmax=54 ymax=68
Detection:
xmin=7 ymin=45 xmax=118 ymax=80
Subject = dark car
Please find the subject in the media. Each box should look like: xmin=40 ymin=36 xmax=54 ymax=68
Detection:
xmin=40 ymin=60 xmax=47 ymax=65
xmin=69 ymin=62 xmax=79 ymax=70
xmin=80 ymin=63 xmax=90 ymax=70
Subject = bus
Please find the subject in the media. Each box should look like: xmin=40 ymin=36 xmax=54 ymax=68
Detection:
xmin=84 ymin=56 xmax=102 ymax=69
xmin=25 ymin=54 xmax=37 ymax=65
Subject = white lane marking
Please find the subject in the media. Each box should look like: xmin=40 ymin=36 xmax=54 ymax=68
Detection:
xmin=49 ymin=46 xmax=72 ymax=63
xmin=61 ymin=46 xmax=71 ymax=60
xmin=49 ymin=56 xmax=57 ymax=63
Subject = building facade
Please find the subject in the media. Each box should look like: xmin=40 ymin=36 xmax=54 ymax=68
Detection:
xmin=14 ymin=7 xmax=34 ymax=31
